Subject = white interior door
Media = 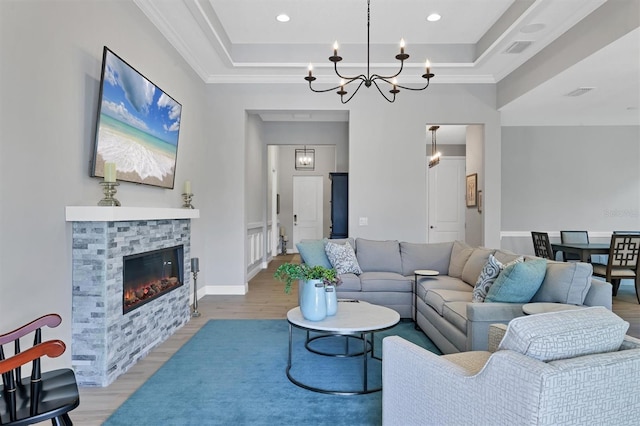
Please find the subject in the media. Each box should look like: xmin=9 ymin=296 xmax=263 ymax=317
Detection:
xmin=428 ymin=157 xmax=466 ymax=243
xmin=292 ymin=176 xmax=324 ymax=252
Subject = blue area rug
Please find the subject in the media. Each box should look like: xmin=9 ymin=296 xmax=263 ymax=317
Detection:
xmin=104 ymin=319 xmax=440 ymax=426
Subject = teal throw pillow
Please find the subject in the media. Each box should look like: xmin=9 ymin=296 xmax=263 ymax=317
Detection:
xmin=485 ymin=258 xmax=547 ymax=303
xmin=296 ymin=240 xmax=332 ymax=268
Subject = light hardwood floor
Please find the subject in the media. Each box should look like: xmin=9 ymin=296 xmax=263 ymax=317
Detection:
xmin=68 ymin=254 xmax=640 ymax=425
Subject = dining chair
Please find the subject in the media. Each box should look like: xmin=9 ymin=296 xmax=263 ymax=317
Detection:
xmin=560 ymin=230 xmax=590 ymax=262
xmin=0 ymin=314 xmax=80 ymax=425
xmin=592 ymin=234 xmax=640 ymax=303
xmin=531 ymin=231 xmax=554 ymax=260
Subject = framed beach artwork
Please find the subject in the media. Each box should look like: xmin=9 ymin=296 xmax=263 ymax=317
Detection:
xmin=466 ymin=173 xmax=477 ymax=207
xmin=90 ymin=47 xmax=182 ymax=189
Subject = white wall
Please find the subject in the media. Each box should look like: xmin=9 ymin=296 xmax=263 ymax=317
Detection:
xmin=0 ymin=1 xmax=207 ymax=368
xmin=501 ymin=125 xmax=640 ymax=253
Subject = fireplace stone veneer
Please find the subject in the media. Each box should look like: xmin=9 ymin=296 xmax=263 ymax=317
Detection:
xmin=70 ymin=216 xmax=193 ymax=387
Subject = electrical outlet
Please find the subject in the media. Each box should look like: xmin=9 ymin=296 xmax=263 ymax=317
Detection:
xmin=359 ymin=217 xmax=368 ymax=226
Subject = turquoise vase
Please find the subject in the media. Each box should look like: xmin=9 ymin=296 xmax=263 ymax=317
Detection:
xmin=325 ymin=284 xmax=337 ymax=316
xmin=300 ymin=279 xmax=327 ymax=321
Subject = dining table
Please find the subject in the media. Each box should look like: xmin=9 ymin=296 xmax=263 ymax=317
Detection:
xmin=550 ymin=242 xmax=610 ymax=263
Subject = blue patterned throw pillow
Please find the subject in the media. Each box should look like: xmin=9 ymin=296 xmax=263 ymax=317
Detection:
xmin=325 ymin=241 xmax=362 ymax=275
xmin=472 ymin=254 xmax=523 ymax=302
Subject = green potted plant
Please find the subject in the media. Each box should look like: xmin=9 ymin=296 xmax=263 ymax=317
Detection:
xmin=274 ymin=263 xmax=341 ymax=320
xmin=274 ymin=263 xmax=340 ymax=294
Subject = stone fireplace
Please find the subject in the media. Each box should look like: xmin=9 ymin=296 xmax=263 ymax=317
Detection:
xmin=66 ymin=207 xmax=199 ymax=387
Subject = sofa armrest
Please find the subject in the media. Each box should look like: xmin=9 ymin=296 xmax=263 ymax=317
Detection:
xmin=382 ymin=336 xmax=477 ymax=426
xmin=465 ymin=302 xmax=525 ymax=351
xmin=583 ymin=279 xmax=612 ymax=309
xmin=382 ymin=335 xmax=546 ymax=425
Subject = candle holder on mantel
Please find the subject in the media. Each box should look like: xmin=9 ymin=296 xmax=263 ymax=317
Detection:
xmin=182 ymin=193 xmax=194 ymax=209
xmin=98 ymin=182 xmax=121 ymax=206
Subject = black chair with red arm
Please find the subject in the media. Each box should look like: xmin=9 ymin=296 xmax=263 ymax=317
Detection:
xmin=0 ymin=314 xmax=79 ymax=425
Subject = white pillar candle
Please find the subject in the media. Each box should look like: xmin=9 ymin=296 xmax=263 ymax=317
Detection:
xmin=104 ymin=162 xmax=116 ymax=183
xmin=184 ymin=180 xmax=192 ymax=194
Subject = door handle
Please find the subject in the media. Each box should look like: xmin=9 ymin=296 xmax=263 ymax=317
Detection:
xmin=430 ymin=226 xmax=435 ymax=229
xmin=294 ymin=214 xmax=297 ymax=225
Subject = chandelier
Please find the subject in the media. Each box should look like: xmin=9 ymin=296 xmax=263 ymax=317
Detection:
xmin=295 ymin=146 xmax=315 ymax=170
xmin=304 ymin=0 xmax=434 ymax=104
xmin=428 ymin=125 xmax=440 ymax=168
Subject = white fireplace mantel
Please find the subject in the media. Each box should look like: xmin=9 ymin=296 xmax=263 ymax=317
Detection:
xmin=65 ymin=206 xmax=200 ymax=222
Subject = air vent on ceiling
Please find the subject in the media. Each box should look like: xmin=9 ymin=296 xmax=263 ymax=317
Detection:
xmin=503 ymin=41 xmax=533 ymax=54
xmin=564 ymin=87 xmax=596 ymax=97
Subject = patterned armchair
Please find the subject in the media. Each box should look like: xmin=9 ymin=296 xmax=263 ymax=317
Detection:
xmin=382 ymin=307 xmax=640 ymax=426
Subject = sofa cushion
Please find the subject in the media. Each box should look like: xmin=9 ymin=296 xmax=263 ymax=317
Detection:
xmin=448 ymin=241 xmax=473 ymax=278
xmin=337 ymin=273 xmax=361 ymax=291
xmin=485 ymin=259 xmax=547 ymax=303
xmin=359 ymin=272 xmax=412 ymax=292
xmin=442 ymin=301 xmax=468 ymax=334
xmin=400 ymin=241 xmax=453 ymax=276
xmin=296 ymin=239 xmax=332 ymax=268
xmin=493 ymin=249 xmax=523 ymax=265
xmin=498 ymin=306 xmax=629 ymax=361
xmin=356 ymin=238 xmax=402 ymax=274
xmin=472 ymin=254 xmax=524 ymax=302
xmin=325 ymin=241 xmax=362 ymax=275
xmin=461 ymin=248 xmax=495 ymax=286
xmin=530 ymin=261 xmax=593 ymax=305
xmin=424 ymin=289 xmax=472 ymax=316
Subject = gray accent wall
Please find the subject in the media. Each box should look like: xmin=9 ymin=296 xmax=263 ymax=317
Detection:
xmin=501 ymin=126 xmax=640 ymax=234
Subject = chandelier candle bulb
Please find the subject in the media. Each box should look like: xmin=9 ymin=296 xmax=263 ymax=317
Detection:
xmin=426 ymin=60 xmax=431 ymax=74
xmin=400 ymin=38 xmax=405 ymax=55
xmin=308 ymin=64 xmax=313 ymax=77
xmin=333 ymin=41 xmax=338 ymax=56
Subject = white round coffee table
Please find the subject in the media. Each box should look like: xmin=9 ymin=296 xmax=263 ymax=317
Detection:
xmin=286 ymin=301 xmax=400 ymax=395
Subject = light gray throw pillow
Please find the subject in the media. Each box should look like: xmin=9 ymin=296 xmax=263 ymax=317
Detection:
xmin=498 ymin=307 xmax=629 ymax=361
xmin=325 ymin=241 xmax=362 ymax=275
xmin=530 ymin=261 xmax=593 ymax=305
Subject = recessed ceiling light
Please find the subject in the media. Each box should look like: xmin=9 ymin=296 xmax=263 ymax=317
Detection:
xmin=276 ymin=14 xmax=290 ymax=23
xmin=426 ymin=13 xmax=441 ymax=22
xmin=520 ymin=23 xmax=546 ymax=34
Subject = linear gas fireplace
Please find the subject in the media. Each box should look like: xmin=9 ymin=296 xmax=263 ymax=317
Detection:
xmin=123 ymin=245 xmax=184 ymax=314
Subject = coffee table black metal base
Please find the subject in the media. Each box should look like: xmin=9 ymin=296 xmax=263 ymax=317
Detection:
xmin=286 ymin=303 xmax=400 ymax=395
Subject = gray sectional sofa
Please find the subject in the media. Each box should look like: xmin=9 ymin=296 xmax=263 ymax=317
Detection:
xmin=299 ymin=237 xmax=613 ymax=354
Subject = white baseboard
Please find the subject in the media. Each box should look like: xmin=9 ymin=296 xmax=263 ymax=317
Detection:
xmin=202 ymin=284 xmax=247 ymax=295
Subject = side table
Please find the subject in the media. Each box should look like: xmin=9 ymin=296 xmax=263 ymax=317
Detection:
xmin=414 ymin=269 xmax=439 ymax=329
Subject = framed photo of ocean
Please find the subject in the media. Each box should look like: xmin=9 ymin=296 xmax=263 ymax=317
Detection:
xmin=90 ymin=46 xmax=182 ymax=189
